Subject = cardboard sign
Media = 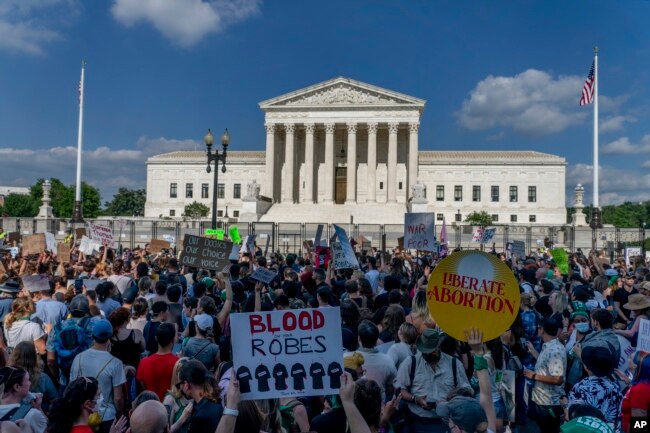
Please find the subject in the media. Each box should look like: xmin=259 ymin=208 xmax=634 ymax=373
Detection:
xmin=249 ymin=268 xmax=279 ymax=285
xmin=332 ymin=225 xmax=359 ymax=269
xmin=57 ymin=243 xmax=71 ymax=263
xmin=511 ymin=240 xmax=526 ymax=258
xmin=426 ymin=250 xmax=520 ymax=342
xmin=23 ymin=234 xmax=46 ymax=255
xmin=314 ymin=225 xmax=324 ymax=247
xmin=229 ymin=226 xmax=242 ymax=244
xmin=241 ymin=235 xmax=256 ymax=254
xmin=150 ymin=239 xmax=171 ymax=254
xmin=75 ymin=228 xmax=86 ymax=239
xmin=23 ymin=275 xmax=50 ymax=292
xmin=180 ymin=234 xmax=233 ymax=271
xmin=404 ymin=213 xmax=436 ymax=251
xmin=550 ymin=248 xmax=569 ymax=274
xmin=44 ymin=232 xmax=56 ymax=252
xmin=230 ymin=308 xmax=344 ymax=400
xmin=83 ymin=279 xmax=101 ymax=291
xmin=7 ymin=232 xmax=21 ymax=245
xmin=637 ymin=318 xmax=650 ymax=353
xmin=303 ymin=240 xmax=314 ymax=253
xmin=88 ymin=222 xmax=114 ymax=247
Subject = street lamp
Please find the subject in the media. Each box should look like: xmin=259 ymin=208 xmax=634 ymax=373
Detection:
xmin=205 ymin=128 xmax=229 ymax=230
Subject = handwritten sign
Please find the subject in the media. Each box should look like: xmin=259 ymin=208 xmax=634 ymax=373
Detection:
xmin=511 ymin=240 xmax=526 ymax=258
xmin=426 ymin=251 xmax=520 ymax=342
xmin=44 ymin=232 xmax=57 ymax=252
xmin=150 ymin=239 xmax=171 ymax=254
xmin=230 ymin=308 xmax=343 ymax=400
xmin=332 ymin=225 xmax=359 ymax=269
xmin=79 ymin=236 xmax=101 ymax=255
xmin=180 ymin=234 xmax=233 ymax=271
xmin=404 ymin=213 xmax=436 ymax=251
xmin=57 ymin=243 xmax=71 ymax=263
xmin=637 ymin=318 xmax=650 ymax=353
xmin=471 ymin=228 xmax=496 ymax=244
xmin=250 ymin=268 xmax=279 ymax=285
xmin=88 ymin=222 xmax=114 ymax=247
xmin=23 ymin=234 xmax=45 ymax=255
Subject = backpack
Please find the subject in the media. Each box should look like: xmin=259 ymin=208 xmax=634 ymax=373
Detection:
xmin=0 ymin=403 xmax=32 ymax=422
xmin=358 ymin=297 xmax=373 ymax=321
xmin=53 ymin=317 xmax=90 ymax=378
xmin=280 ymin=399 xmax=304 ymax=433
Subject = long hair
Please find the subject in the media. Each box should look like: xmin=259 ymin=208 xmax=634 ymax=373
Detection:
xmin=167 ymin=357 xmax=189 ymax=399
xmin=47 ymin=377 xmax=99 ymax=433
xmin=234 ymin=401 xmax=265 ymax=433
xmin=381 ymin=305 xmax=405 ymax=342
xmin=632 ymin=350 xmax=650 ymax=384
xmin=9 ymin=341 xmax=40 ymax=389
xmin=109 ymin=307 xmax=131 ymax=335
xmin=0 ymin=366 xmax=27 ymax=397
xmin=4 ymin=298 xmax=34 ymax=330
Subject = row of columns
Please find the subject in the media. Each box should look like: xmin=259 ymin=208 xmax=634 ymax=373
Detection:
xmin=264 ymin=122 xmax=419 ymax=204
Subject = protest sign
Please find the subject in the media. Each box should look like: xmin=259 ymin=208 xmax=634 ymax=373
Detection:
xmin=625 ymin=247 xmax=641 ymax=267
xmin=150 ymin=239 xmax=171 ymax=254
xmin=314 ymin=224 xmax=324 ymax=247
xmin=7 ymin=232 xmax=21 ymax=245
xmin=229 ymin=226 xmax=242 ymax=244
xmin=303 ymin=240 xmax=314 ymax=253
xmin=357 ymin=235 xmax=372 ymax=251
xmin=313 ymin=246 xmax=331 ymax=269
xmin=427 ymin=250 xmax=520 ymax=342
xmin=216 ymin=230 xmax=225 ymax=240
xmin=637 ymin=319 xmax=650 ymax=353
xmin=332 ymin=242 xmax=359 ymax=270
xmin=162 ymin=234 xmax=175 ymax=244
xmin=88 ymin=222 xmax=114 ymax=247
xmin=471 ymin=229 xmax=484 ymax=243
xmin=332 ymin=225 xmax=359 ymax=269
xmin=229 ymin=244 xmax=241 ymax=261
xmin=242 ymin=235 xmax=256 ymax=254
xmin=23 ymin=275 xmax=50 ymax=292
xmin=75 ymin=228 xmax=86 ymax=240
xmin=404 ymin=213 xmax=436 ymax=251
xmin=551 ymin=248 xmax=569 ymax=274
xmin=204 ymin=229 xmax=219 ymax=236
xmin=482 ymin=228 xmax=496 ymax=244
xmin=230 ymin=307 xmax=343 ymax=400
xmin=44 ymin=232 xmax=56 ymax=252
xmin=57 ymin=243 xmax=71 ymax=263
xmin=511 ymin=240 xmax=526 ymax=258
xmin=250 ymin=268 xmax=279 ymax=285
xmin=79 ymin=236 xmax=101 ymax=255
xmin=83 ymin=280 xmax=101 ymax=291
xmin=23 ymin=234 xmax=45 ymax=255
xmin=180 ymin=234 xmax=233 ymax=271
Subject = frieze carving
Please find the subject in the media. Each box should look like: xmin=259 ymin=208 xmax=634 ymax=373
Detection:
xmin=284 ymin=84 xmax=398 ymax=105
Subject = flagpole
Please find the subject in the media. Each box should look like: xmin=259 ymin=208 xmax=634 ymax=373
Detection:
xmin=72 ymin=60 xmax=86 ymax=224
xmin=593 ymin=46 xmax=599 ymax=210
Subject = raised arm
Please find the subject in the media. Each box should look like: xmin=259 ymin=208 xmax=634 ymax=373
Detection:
xmin=466 ymin=328 xmax=496 ymax=433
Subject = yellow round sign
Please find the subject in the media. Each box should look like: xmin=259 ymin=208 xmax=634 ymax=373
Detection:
xmin=426 ymin=250 xmax=520 ymax=342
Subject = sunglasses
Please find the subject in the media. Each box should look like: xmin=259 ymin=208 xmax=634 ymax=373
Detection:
xmin=175 ymin=380 xmax=186 ymax=390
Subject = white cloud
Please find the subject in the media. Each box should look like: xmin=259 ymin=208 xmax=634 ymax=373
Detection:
xmin=566 ymin=163 xmax=650 ymax=205
xmin=601 ymin=135 xmax=650 ymax=155
xmin=642 ymin=160 xmax=650 ymax=168
xmin=111 ymin=0 xmax=261 ymax=47
xmin=457 ymin=69 xmax=593 ymax=136
xmin=600 ymin=115 xmax=636 ymax=133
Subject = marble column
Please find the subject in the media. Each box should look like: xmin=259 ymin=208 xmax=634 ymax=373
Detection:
xmin=387 ymin=122 xmax=398 ymax=203
xmin=304 ymin=123 xmax=315 ymax=204
xmin=264 ymin=123 xmax=275 ymax=201
xmin=324 ymin=123 xmax=335 ymax=203
xmin=283 ymin=123 xmax=295 ymax=203
xmin=408 ymin=122 xmax=419 ymax=198
xmin=367 ymin=122 xmax=377 ymax=203
xmin=345 ymin=123 xmax=357 ymax=204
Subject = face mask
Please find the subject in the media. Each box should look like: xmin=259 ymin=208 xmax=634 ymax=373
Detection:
xmin=575 ymin=323 xmax=590 ymax=334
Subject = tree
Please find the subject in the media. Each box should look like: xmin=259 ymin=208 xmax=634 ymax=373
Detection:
xmin=104 ymin=188 xmax=146 ymax=216
xmin=183 ymin=201 xmax=210 ymax=219
xmin=29 ymin=178 xmax=101 ymax=218
xmin=465 ymin=211 xmax=493 ymax=228
xmin=1 ymin=193 xmax=39 ymax=217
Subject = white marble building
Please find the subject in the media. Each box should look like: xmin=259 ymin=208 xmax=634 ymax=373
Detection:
xmin=145 ymin=77 xmax=566 ymax=225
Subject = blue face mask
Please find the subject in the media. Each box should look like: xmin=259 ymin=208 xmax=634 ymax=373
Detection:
xmin=575 ymin=322 xmax=590 ymax=334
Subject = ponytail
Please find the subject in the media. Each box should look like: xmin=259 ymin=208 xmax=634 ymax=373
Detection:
xmin=4 ymin=298 xmax=33 ymax=330
xmin=47 ymin=377 xmax=98 ymax=433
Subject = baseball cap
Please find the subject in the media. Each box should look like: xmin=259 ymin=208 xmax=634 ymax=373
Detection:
xmin=436 ymin=396 xmax=487 ymax=432
xmin=92 ymin=319 xmax=113 ymax=342
xmin=561 ymin=416 xmax=613 ymax=433
xmin=194 ymin=314 xmax=213 ymax=331
xmin=604 ymin=269 xmax=618 ymax=277
xmin=69 ymin=294 xmax=90 ymax=314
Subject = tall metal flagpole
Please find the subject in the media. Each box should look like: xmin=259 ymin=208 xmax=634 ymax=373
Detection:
xmin=72 ymin=60 xmax=86 ymax=224
xmin=590 ymin=47 xmax=601 ymax=248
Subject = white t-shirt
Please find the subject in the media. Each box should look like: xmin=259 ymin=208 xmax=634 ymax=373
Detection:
xmin=0 ymin=405 xmax=47 ymax=433
xmin=4 ymin=320 xmax=45 ymax=349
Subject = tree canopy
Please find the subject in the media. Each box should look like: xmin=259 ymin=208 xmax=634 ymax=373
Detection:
xmin=183 ymin=201 xmax=210 ymax=219
xmin=465 ymin=211 xmax=493 ymax=227
xmin=567 ymin=201 xmax=650 ymax=228
xmin=104 ymin=188 xmax=146 ymax=216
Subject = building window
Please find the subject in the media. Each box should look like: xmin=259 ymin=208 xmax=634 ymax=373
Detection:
xmin=217 ymin=183 xmax=225 ymax=199
xmin=491 ymin=214 xmax=498 ymax=222
xmin=169 ymin=209 xmax=175 ymax=217
xmin=170 ymin=183 xmax=177 ymax=198
xmin=185 ymin=183 xmax=193 ymax=199
xmin=491 ymin=186 xmax=499 ymax=202
xmin=436 ymin=213 xmax=444 ymax=221
xmin=509 ymin=186 xmax=518 ymax=202
xmin=379 ymin=182 xmax=384 ymax=190
xmin=455 ymin=213 xmax=462 ymax=222
xmin=399 ymin=182 xmax=403 ymax=190
xmin=233 ymin=210 xmax=240 ymax=218
xmin=454 ymin=185 xmax=462 ymax=201
xmin=528 ymin=186 xmax=537 ymax=202
xmin=234 ymin=184 xmax=241 ymax=199
xmin=436 ymin=185 xmax=444 ymax=201
xmin=510 ymin=214 xmax=517 ymax=223
xmin=217 ymin=210 xmax=223 ymax=217
xmin=529 ymin=215 xmax=536 ymax=223
xmin=201 ymin=183 xmax=209 ymax=199
xmin=472 ymin=186 xmax=481 ymax=202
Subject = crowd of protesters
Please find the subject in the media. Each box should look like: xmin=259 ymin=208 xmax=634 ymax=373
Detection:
xmin=0 ymin=233 xmax=648 ymax=433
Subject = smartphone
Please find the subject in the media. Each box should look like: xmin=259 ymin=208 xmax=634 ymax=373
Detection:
xmin=74 ymin=279 xmax=83 ymax=294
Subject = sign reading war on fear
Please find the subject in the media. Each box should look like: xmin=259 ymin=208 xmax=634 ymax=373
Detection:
xmin=404 ymin=213 xmax=436 ymax=251
xmin=426 ymin=250 xmax=520 ymax=342
xmin=230 ymin=307 xmax=344 ymax=400
xmin=179 ymin=234 xmax=233 ymax=271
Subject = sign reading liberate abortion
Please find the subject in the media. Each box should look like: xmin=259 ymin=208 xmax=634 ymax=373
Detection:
xmin=179 ymin=234 xmax=233 ymax=271
xmin=230 ymin=307 xmax=344 ymax=400
xmin=427 ymin=251 xmax=520 ymax=342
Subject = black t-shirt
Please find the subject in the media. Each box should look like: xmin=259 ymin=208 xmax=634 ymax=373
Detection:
xmin=255 ymin=364 xmax=271 ymax=392
xmin=534 ymin=295 xmax=552 ymax=318
xmin=310 ymin=362 xmax=325 ymax=389
xmin=327 ymin=362 xmax=342 ymax=389
xmin=236 ymin=366 xmax=253 ymax=393
xmin=188 ymin=398 xmax=223 ymax=433
xmin=613 ymin=287 xmax=638 ymax=323
xmin=291 ymin=363 xmax=307 ymax=390
xmin=273 ymin=363 xmax=289 ymax=391
xmin=341 ymin=325 xmax=358 ymax=352
xmin=310 ymin=407 xmax=347 ymax=433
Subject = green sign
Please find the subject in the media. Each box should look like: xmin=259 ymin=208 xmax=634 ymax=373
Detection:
xmin=216 ymin=229 xmax=225 ymax=240
xmin=204 ymin=229 xmax=219 ymax=236
xmin=551 ymin=248 xmax=569 ymax=275
xmin=229 ymin=226 xmax=242 ymax=244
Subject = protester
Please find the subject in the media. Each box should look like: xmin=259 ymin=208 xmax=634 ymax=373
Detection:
xmin=137 ymin=323 xmax=178 ymax=401
xmin=0 ymin=366 xmax=47 ymax=433
xmin=620 ymin=350 xmax=650 ymax=433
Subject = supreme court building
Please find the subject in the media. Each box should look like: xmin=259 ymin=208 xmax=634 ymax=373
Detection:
xmin=145 ymin=77 xmax=567 ymax=225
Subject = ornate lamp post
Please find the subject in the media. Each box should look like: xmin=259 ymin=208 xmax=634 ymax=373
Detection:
xmin=205 ymin=129 xmax=229 ymax=230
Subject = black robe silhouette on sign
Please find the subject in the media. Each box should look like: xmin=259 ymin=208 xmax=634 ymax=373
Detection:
xmin=291 ymin=363 xmax=307 ymax=391
xmin=255 ymin=365 xmax=271 ymax=392
xmin=273 ymin=363 xmax=289 ymax=390
xmin=327 ymin=362 xmax=342 ymax=389
xmin=310 ymin=362 xmax=325 ymax=389
xmin=236 ymin=366 xmax=253 ymax=393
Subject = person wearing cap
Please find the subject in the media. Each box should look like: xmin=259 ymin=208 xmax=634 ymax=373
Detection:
xmin=615 ymin=293 xmax=650 ymax=344
xmin=523 ymin=317 xmax=566 ymax=433
xmin=182 ymin=313 xmax=220 ymax=372
xmin=70 ymin=319 xmax=126 ymax=433
xmin=395 ymin=328 xmax=470 ymax=432
xmin=29 ymin=276 xmax=67 ymax=330
xmin=613 ymin=272 xmax=638 ymax=328
xmin=0 ymin=279 xmax=21 ymax=323
xmin=177 ymin=359 xmax=223 ymax=433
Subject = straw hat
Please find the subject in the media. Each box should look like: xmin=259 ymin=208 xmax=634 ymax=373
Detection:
xmin=623 ymin=294 xmax=650 ymax=311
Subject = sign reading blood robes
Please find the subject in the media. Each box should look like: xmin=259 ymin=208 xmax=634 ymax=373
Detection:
xmin=426 ymin=250 xmax=520 ymax=342
xmin=230 ymin=307 xmax=344 ymax=400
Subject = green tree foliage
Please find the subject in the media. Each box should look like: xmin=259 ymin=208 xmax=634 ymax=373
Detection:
xmin=183 ymin=201 xmax=210 ymax=219
xmin=1 ymin=193 xmax=39 ymax=217
xmin=29 ymin=178 xmax=101 ymax=218
xmin=104 ymin=188 xmax=146 ymax=216
xmin=464 ymin=211 xmax=493 ymax=227
xmin=567 ymin=201 xmax=650 ymax=228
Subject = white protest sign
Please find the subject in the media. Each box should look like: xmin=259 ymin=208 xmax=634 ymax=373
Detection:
xmin=231 ymin=308 xmax=344 ymax=400
xmin=241 ymin=235 xmax=256 ymax=254
xmin=43 ymin=232 xmax=57 ymax=252
xmin=471 ymin=229 xmax=484 ymax=243
xmin=249 ymin=268 xmax=278 ymax=285
xmin=88 ymin=222 xmax=114 ymax=247
xmin=332 ymin=224 xmax=359 ymax=269
xmin=404 ymin=213 xmax=436 ymax=251
xmin=625 ymin=247 xmax=641 ymax=267
xmin=332 ymin=242 xmax=358 ymax=270
xmin=79 ymin=236 xmax=102 ymax=255
xmin=228 ymin=244 xmax=241 ymax=261
xmin=637 ymin=318 xmax=650 ymax=353
xmin=511 ymin=240 xmax=526 ymax=258
xmin=482 ymin=228 xmax=496 ymax=244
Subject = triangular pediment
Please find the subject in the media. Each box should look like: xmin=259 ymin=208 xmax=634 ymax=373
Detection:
xmin=259 ymin=77 xmax=425 ymax=109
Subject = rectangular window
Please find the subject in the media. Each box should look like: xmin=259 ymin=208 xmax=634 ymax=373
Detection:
xmin=509 ymin=186 xmax=518 ymax=202
xmin=491 ymin=186 xmax=499 ymax=202
xmin=379 ymin=182 xmax=384 ymax=190
xmin=201 ymin=183 xmax=209 ymax=199
xmin=217 ymin=210 xmax=223 ymax=217
xmin=170 ymin=183 xmax=177 ymax=198
xmin=399 ymin=182 xmax=403 ymax=190
xmin=472 ymin=185 xmax=481 ymax=202
xmin=169 ymin=209 xmax=175 ymax=217
xmin=528 ymin=186 xmax=537 ymax=202
xmin=233 ymin=210 xmax=240 ymax=218
xmin=436 ymin=213 xmax=444 ymax=221
xmin=454 ymin=185 xmax=462 ymax=202
xmin=185 ymin=183 xmax=193 ymax=199
xmin=436 ymin=185 xmax=444 ymax=201
xmin=491 ymin=214 xmax=499 ymax=222
xmin=234 ymin=184 xmax=241 ymax=199
xmin=510 ymin=214 xmax=518 ymax=223
xmin=455 ymin=213 xmax=462 ymax=222
xmin=217 ymin=183 xmax=225 ymax=199
xmin=529 ymin=215 xmax=537 ymax=223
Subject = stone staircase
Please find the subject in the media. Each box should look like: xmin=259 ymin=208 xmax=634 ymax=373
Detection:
xmin=259 ymin=202 xmax=407 ymax=224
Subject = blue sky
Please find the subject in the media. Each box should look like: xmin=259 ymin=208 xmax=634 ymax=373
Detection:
xmin=1 ymin=0 xmax=649 ymax=206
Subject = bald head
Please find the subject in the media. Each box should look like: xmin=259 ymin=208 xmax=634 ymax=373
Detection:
xmin=130 ymin=401 xmax=168 ymax=433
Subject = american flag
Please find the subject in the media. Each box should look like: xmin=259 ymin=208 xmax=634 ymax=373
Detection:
xmin=579 ymin=61 xmax=595 ymax=106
